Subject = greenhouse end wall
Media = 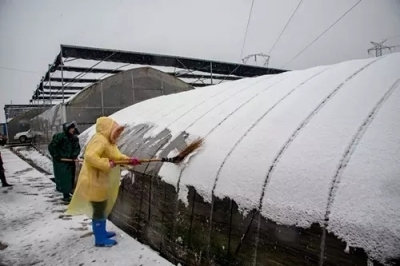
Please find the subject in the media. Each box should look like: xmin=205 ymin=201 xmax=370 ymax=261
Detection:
xmin=30 ymin=67 xmax=194 ymax=155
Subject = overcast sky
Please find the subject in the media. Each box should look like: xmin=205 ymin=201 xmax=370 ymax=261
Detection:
xmin=0 ymin=0 xmax=399 ymax=122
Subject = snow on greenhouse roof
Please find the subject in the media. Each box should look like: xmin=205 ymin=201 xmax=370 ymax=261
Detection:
xmin=80 ymin=53 xmax=400 ymax=263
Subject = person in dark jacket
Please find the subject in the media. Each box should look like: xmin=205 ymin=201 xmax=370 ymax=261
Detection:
xmin=71 ymin=126 xmax=80 ymax=193
xmin=48 ymin=122 xmax=81 ymax=202
xmin=0 ymin=151 xmax=12 ymax=187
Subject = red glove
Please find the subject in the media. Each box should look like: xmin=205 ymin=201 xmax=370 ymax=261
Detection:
xmin=109 ymin=160 xmax=116 ymax=168
xmin=129 ymin=157 xmax=141 ymax=166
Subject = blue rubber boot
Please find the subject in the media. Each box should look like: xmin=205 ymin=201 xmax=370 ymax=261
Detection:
xmin=100 ymin=220 xmax=116 ymax=238
xmin=92 ymin=220 xmax=117 ymax=247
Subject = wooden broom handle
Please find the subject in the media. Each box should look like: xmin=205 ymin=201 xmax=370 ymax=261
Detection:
xmin=61 ymin=158 xmax=79 ymax=162
xmin=114 ymin=158 xmax=163 ymax=164
xmin=61 ymin=158 xmax=163 ymax=164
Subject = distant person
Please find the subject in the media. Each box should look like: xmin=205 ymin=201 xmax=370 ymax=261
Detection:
xmin=66 ymin=116 xmax=141 ymax=247
xmin=48 ymin=122 xmax=81 ymax=202
xmin=72 ymin=126 xmax=80 ymax=190
xmin=0 ymin=151 xmax=12 ymax=187
xmin=0 ymin=134 xmax=6 ymax=146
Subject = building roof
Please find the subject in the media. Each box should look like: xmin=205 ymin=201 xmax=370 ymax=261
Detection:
xmin=78 ymin=53 xmax=400 ymax=264
xmin=59 ymin=44 xmax=286 ymax=76
xmin=4 ymin=104 xmax=54 ymax=120
xmin=31 ymin=44 xmax=288 ymax=102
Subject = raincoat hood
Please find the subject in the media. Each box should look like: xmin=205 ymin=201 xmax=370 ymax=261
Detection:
xmin=63 ymin=121 xmax=76 ymax=133
xmin=95 ymin=117 xmax=124 ymax=144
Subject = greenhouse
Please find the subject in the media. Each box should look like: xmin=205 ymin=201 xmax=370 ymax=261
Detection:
xmin=30 ymin=66 xmax=194 ymax=154
xmin=78 ymin=53 xmax=400 ymax=265
xmin=6 ymin=107 xmax=50 ymax=144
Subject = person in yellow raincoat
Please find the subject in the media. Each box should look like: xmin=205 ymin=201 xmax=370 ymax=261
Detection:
xmin=67 ymin=116 xmax=141 ymax=247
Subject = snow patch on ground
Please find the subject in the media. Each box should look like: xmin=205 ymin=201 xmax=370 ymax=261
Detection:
xmin=0 ymin=148 xmax=172 ymax=266
xmin=12 ymin=146 xmax=54 ymax=175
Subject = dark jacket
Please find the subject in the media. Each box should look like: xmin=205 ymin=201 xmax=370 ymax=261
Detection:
xmin=0 ymin=152 xmax=4 ymax=171
xmin=48 ymin=122 xmax=81 ymax=193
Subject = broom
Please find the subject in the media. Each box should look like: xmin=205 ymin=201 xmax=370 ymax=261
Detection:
xmin=61 ymin=137 xmax=204 ymax=165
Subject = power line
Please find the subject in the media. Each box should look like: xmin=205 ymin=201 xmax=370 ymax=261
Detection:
xmin=0 ymin=66 xmax=41 ymax=75
xmin=282 ymin=0 xmax=363 ymax=68
xmin=239 ymin=0 xmax=256 ymax=60
xmin=268 ymin=0 xmax=303 ymax=56
xmin=386 ymin=34 xmax=400 ymax=41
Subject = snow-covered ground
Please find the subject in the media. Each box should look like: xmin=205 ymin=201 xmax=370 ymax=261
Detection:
xmin=12 ymin=146 xmax=54 ymax=175
xmin=0 ymin=147 xmax=173 ymax=266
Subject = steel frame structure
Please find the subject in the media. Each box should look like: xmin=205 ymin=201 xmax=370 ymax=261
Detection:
xmin=31 ymin=44 xmax=287 ymax=103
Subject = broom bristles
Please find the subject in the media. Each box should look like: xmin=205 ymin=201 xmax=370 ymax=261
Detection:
xmin=170 ymin=137 xmax=204 ymax=164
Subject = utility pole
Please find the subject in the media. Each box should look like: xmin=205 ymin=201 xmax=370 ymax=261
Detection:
xmin=242 ymin=53 xmax=270 ymax=67
xmin=367 ymin=40 xmax=396 ymax=57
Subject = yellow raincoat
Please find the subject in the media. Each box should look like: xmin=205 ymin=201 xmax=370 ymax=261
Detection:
xmin=66 ymin=117 xmax=130 ymax=218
